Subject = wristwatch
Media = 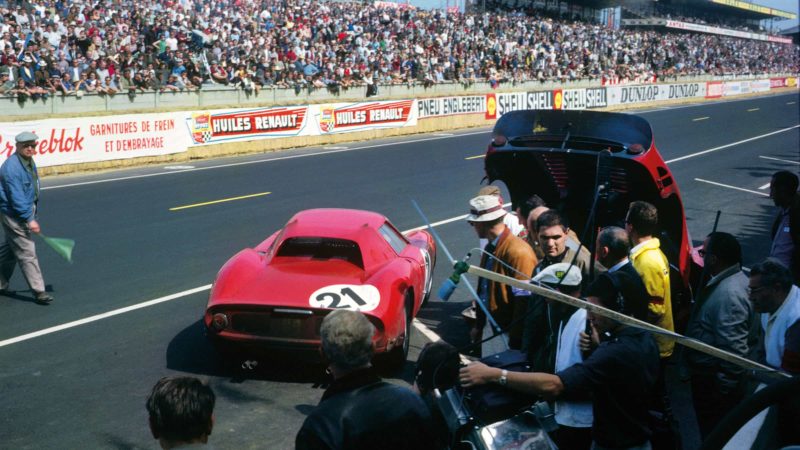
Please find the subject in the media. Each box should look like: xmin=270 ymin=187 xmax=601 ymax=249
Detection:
xmin=498 ymin=369 xmax=508 ymax=386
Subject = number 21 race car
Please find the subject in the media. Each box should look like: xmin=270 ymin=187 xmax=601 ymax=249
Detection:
xmin=204 ymin=208 xmax=436 ymax=369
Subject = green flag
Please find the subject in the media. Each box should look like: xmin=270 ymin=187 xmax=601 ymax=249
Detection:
xmin=39 ymin=234 xmax=75 ymax=263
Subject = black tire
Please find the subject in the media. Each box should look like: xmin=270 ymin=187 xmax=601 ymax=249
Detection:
xmin=384 ymin=295 xmax=413 ymax=372
xmin=422 ymin=249 xmax=434 ymax=306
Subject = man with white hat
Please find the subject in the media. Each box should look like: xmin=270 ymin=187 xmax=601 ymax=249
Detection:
xmin=467 ymin=194 xmax=536 ymax=352
xmin=0 ymin=131 xmax=53 ymax=304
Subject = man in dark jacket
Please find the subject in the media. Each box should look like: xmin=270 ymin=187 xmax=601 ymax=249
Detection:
xmin=596 ymin=226 xmax=650 ymax=322
xmin=0 ymin=132 xmax=53 ymax=304
xmin=295 ymin=309 xmax=437 ymax=450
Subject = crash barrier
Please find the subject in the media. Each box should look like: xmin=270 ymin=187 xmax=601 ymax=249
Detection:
xmin=0 ymin=75 xmax=796 ymax=173
xmin=466 ymin=264 xmax=792 ymax=379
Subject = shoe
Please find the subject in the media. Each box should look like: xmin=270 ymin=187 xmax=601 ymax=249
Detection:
xmin=35 ymin=292 xmax=54 ymax=304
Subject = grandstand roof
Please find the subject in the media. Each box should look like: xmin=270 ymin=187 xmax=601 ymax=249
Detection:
xmin=664 ymin=0 xmax=795 ymax=20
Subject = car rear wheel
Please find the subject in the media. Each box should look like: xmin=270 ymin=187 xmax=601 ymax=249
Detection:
xmin=383 ymin=294 xmax=413 ymax=372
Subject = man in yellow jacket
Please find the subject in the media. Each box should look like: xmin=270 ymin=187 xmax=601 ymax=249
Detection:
xmin=626 ymin=200 xmax=674 ymax=358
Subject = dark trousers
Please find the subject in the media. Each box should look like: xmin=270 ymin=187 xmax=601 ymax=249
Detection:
xmin=690 ymin=371 xmax=745 ymax=440
xmin=551 ymin=425 xmax=592 ymax=450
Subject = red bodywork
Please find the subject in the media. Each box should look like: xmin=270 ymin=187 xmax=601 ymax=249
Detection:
xmin=204 ymin=208 xmax=436 ymax=360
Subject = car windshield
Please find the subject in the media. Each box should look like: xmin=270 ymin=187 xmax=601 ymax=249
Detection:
xmin=276 ymin=237 xmax=364 ymax=268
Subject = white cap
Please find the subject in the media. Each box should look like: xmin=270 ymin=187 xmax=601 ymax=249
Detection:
xmin=532 ymin=262 xmax=582 ymax=287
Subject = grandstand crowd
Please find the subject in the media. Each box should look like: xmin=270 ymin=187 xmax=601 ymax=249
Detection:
xmin=0 ymin=0 xmax=797 ymax=99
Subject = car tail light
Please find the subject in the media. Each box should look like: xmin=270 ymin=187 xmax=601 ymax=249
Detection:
xmin=211 ymin=313 xmax=229 ymax=332
xmin=491 ymin=133 xmax=507 ymax=147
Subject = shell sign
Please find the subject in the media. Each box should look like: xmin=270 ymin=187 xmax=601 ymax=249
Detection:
xmin=485 ymin=94 xmax=497 ymax=120
xmin=553 ymin=89 xmax=563 ymax=110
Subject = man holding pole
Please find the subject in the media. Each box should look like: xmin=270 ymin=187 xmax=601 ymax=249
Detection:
xmin=0 ymin=131 xmax=53 ymax=304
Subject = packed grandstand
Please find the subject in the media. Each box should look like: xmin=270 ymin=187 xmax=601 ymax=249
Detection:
xmin=0 ymin=0 xmax=797 ymax=100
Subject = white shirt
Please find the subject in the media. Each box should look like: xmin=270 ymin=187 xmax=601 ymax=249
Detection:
xmin=554 ymin=309 xmax=593 ymax=428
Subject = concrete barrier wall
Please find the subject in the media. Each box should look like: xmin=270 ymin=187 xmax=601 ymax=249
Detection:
xmin=2 ymin=73 xmax=786 ymax=120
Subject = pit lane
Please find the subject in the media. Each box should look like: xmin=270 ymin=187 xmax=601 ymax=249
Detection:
xmin=0 ymin=92 xmax=797 ymax=449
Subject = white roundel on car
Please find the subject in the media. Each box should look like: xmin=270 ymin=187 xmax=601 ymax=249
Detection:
xmin=309 ymin=284 xmax=381 ymax=312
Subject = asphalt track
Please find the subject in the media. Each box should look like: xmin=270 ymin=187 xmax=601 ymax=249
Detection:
xmin=0 ymin=92 xmax=797 ymax=449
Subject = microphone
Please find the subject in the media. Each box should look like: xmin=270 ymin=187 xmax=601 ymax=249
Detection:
xmin=437 ymin=253 xmax=471 ymax=301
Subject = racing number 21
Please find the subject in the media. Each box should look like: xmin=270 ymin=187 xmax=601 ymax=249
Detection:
xmin=309 ymin=284 xmax=381 ymax=312
xmin=316 ymin=287 xmax=367 ymax=309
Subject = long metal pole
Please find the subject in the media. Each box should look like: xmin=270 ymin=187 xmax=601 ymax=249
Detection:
xmin=467 ymin=264 xmax=790 ymax=379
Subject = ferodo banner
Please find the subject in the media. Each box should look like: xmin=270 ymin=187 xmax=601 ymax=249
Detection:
xmin=187 ymin=106 xmax=309 ymax=145
xmin=561 ymin=87 xmax=609 ymax=110
xmin=496 ymin=90 xmax=556 ymax=116
xmin=417 ymin=95 xmax=487 ymax=118
xmin=0 ymin=111 xmax=189 ymax=168
xmin=317 ymin=100 xmax=416 ymax=133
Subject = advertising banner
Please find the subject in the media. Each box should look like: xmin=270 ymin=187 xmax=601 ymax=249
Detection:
xmin=787 ymin=77 xmax=798 ymax=88
xmin=607 ymin=82 xmax=705 ymax=105
xmin=723 ymin=81 xmax=742 ymax=97
xmin=770 ymin=78 xmax=787 ymax=89
xmin=665 ymin=20 xmax=793 ymax=43
xmin=740 ymin=81 xmax=752 ymax=95
xmin=417 ymin=95 xmax=487 ymax=119
xmin=706 ymin=81 xmax=724 ymax=98
xmin=186 ymin=106 xmax=309 ymax=145
xmin=561 ymin=88 xmax=609 ymax=110
xmin=316 ymin=100 xmax=416 ymax=134
xmin=0 ymin=112 xmax=189 ymax=168
xmin=750 ymin=79 xmax=771 ymax=93
xmin=496 ymin=90 xmax=557 ymax=116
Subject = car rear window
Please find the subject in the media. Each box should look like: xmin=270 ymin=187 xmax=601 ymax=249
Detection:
xmin=276 ymin=237 xmax=364 ymax=268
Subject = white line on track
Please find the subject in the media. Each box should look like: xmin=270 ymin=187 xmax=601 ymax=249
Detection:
xmin=759 ymin=183 xmax=771 ymax=190
xmin=0 ymin=208 xmax=503 ymax=349
xmin=0 ymin=285 xmax=212 ymax=348
xmin=694 ymin=178 xmax=770 ymax=196
xmin=665 ymin=125 xmax=800 ymax=164
xmin=42 ymin=130 xmax=491 ymax=191
xmin=760 ymin=155 xmax=800 ymax=165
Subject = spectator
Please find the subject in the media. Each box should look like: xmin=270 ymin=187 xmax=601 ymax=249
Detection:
xmin=146 ymin=376 xmax=216 ymax=449
xmin=295 ymin=309 xmax=437 ymax=450
xmin=533 ymin=262 xmax=592 ymax=450
xmin=596 ymin=226 xmax=650 ymax=322
xmin=467 ymin=194 xmax=537 ymax=352
xmin=685 ymin=232 xmax=758 ymax=439
xmin=749 ymin=258 xmax=800 ymax=374
xmin=477 ymin=185 xmax=528 ymax=243
xmin=626 ymin=201 xmax=674 ymax=357
xmin=769 ymin=171 xmax=800 ymax=285
xmin=748 ymin=258 xmax=800 ymax=446
xmin=459 ymin=271 xmax=660 ymax=450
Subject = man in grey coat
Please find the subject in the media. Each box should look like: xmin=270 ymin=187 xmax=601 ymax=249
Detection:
xmin=685 ymin=231 xmax=758 ymax=439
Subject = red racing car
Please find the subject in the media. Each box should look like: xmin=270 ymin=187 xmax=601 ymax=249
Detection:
xmin=204 ymin=208 xmax=436 ymax=368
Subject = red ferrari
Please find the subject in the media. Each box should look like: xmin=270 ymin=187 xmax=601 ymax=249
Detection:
xmin=204 ymin=208 xmax=436 ymax=368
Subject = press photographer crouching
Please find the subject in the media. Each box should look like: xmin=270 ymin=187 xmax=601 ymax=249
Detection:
xmin=459 ymin=271 xmax=660 ymax=450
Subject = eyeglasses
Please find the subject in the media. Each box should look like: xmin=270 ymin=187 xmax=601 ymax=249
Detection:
xmin=20 ymin=143 xmax=37 ymax=148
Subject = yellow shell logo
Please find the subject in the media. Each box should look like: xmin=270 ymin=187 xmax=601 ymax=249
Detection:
xmin=487 ymin=96 xmax=496 ymax=116
xmin=554 ymin=91 xmax=563 ymax=110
